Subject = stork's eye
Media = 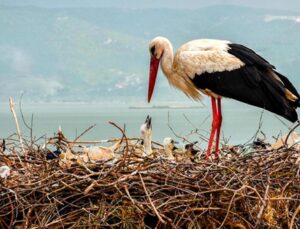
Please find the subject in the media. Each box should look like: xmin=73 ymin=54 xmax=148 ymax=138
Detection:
xmin=150 ymin=46 xmax=155 ymax=56
xmin=171 ymin=140 xmax=174 ymax=144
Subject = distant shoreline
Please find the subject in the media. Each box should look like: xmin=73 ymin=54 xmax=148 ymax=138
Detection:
xmin=128 ymin=105 xmax=203 ymax=109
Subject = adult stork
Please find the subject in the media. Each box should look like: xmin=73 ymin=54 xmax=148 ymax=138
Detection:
xmin=147 ymin=36 xmax=300 ymax=159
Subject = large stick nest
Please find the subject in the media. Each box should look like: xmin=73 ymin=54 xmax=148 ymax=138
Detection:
xmin=1 ymin=136 xmax=300 ymax=229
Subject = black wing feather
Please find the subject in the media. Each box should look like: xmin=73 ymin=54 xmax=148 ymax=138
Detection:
xmin=275 ymin=71 xmax=300 ymax=101
xmin=192 ymin=43 xmax=299 ymax=122
xmin=228 ymin=43 xmax=275 ymax=69
xmin=228 ymin=43 xmax=300 ymax=106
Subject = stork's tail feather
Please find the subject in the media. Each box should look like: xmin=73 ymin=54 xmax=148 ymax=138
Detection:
xmin=275 ymin=71 xmax=300 ymax=108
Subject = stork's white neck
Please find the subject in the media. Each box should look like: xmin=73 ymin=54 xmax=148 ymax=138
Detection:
xmin=158 ymin=38 xmax=201 ymax=100
xmin=160 ymin=40 xmax=174 ymax=78
xmin=143 ymin=135 xmax=152 ymax=155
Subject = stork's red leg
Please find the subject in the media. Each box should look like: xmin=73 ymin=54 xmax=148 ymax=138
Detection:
xmin=206 ymin=98 xmax=217 ymax=159
xmin=214 ymin=98 xmax=222 ymax=158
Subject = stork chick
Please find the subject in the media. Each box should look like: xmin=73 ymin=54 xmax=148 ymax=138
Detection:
xmin=127 ymin=116 xmax=154 ymax=160
xmin=184 ymin=141 xmax=201 ymax=162
xmin=174 ymin=142 xmax=200 ymax=163
xmin=140 ymin=115 xmax=153 ymax=156
xmin=60 ymin=148 xmax=77 ymax=161
xmin=0 ymin=165 xmax=11 ymax=179
xmin=59 ymin=149 xmax=78 ymax=168
xmin=46 ymin=149 xmax=61 ymax=160
xmin=80 ymin=140 xmax=121 ymax=163
xmin=162 ymin=137 xmax=177 ymax=160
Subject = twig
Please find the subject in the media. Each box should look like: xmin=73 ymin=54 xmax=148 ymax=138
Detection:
xmin=289 ymin=204 xmax=300 ymax=229
xmin=182 ymin=113 xmax=209 ymax=140
xmin=109 ymin=121 xmax=129 ymax=161
xmin=285 ymin=120 xmax=300 ymax=147
xmin=19 ymin=93 xmax=35 ymax=146
xmin=244 ymin=110 xmax=264 ymax=145
xmin=167 ymin=111 xmax=190 ymax=143
xmin=139 ymin=173 xmax=166 ymax=224
xmin=273 ymin=115 xmax=289 ymax=129
xmin=255 ymin=176 xmax=270 ymax=228
xmin=9 ymin=97 xmax=25 ymax=159
xmin=72 ymin=124 xmax=97 ymax=144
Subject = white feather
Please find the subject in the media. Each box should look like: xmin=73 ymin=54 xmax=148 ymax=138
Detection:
xmin=174 ymin=39 xmax=245 ymax=78
xmin=149 ymin=37 xmax=246 ymax=100
xmin=0 ymin=166 xmax=11 ymax=179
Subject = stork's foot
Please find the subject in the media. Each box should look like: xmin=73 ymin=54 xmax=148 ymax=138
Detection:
xmin=214 ymin=150 xmax=219 ymax=160
xmin=205 ymin=149 xmax=220 ymax=160
xmin=205 ymin=150 xmax=211 ymax=160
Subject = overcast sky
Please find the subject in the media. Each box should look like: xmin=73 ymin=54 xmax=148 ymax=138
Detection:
xmin=1 ymin=0 xmax=300 ymax=12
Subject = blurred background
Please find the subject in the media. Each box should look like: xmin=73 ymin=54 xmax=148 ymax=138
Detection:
xmin=0 ymin=0 xmax=299 ymax=145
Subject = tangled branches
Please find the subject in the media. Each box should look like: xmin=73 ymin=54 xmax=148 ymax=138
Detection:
xmin=0 ymin=139 xmax=299 ymax=228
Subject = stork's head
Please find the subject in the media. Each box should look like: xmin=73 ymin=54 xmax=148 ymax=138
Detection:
xmin=148 ymin=36 xmax=170 ymax=103
xmin=163 ymin=137 xmax=178 ymax=151
xmin=140 ymin=115 xmax=152 ymax=142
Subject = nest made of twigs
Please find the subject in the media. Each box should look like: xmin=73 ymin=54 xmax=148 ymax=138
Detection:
xmin=1 ymin=140 xmax=300 ymax=229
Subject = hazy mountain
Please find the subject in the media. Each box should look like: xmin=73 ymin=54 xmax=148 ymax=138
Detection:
xmin=2 ymin=0 xmax=300 ymax=12
xmin=1 ymin=5 xmax=300 ymax=103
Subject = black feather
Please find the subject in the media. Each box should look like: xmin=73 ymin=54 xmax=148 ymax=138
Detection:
xmin=228 ymin=43 xmax=274 ymax=69
xmin=191 ymin=43 xmax=299 ymax=122
xmin=274 ymin=71 xmax=300 ymax=107
xmin=1 ymin=139 xmax=5 ymax=152
xmin=150 ymin=46 xmax=155 ymax=56
xmin=228 ymin=43 xmax=300 ymax=105
xmin=46 ymin=150 xmax=61 ymax=160
xmin=192 ymin=66 xmax=298 ymax=122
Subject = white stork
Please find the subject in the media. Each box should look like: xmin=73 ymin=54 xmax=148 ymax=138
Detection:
xmin=147 ymin=37 xmax=300 ymax=159
xmin=162 ymin=137 xmax=177 ymax=160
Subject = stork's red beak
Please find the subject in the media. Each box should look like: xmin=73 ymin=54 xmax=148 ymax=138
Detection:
xmin=148 ymin=56 xmax=160 ymax=103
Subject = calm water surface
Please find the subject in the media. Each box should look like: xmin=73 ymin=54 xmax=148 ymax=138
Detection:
xmin=0 ymin=102 xmax=295 ymax=147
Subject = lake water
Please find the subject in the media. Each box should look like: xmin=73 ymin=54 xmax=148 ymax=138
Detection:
xmin=0 ymin=101 xmax=295 ymax=147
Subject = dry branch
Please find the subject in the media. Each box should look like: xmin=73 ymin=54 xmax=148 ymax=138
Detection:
xmin=0 ymin=134 xmax=299 ymax=228
xmin=1 ymin=118 xmax=300 ymax=228
xmin=8 ymin=98 xmax=25 ymax=166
